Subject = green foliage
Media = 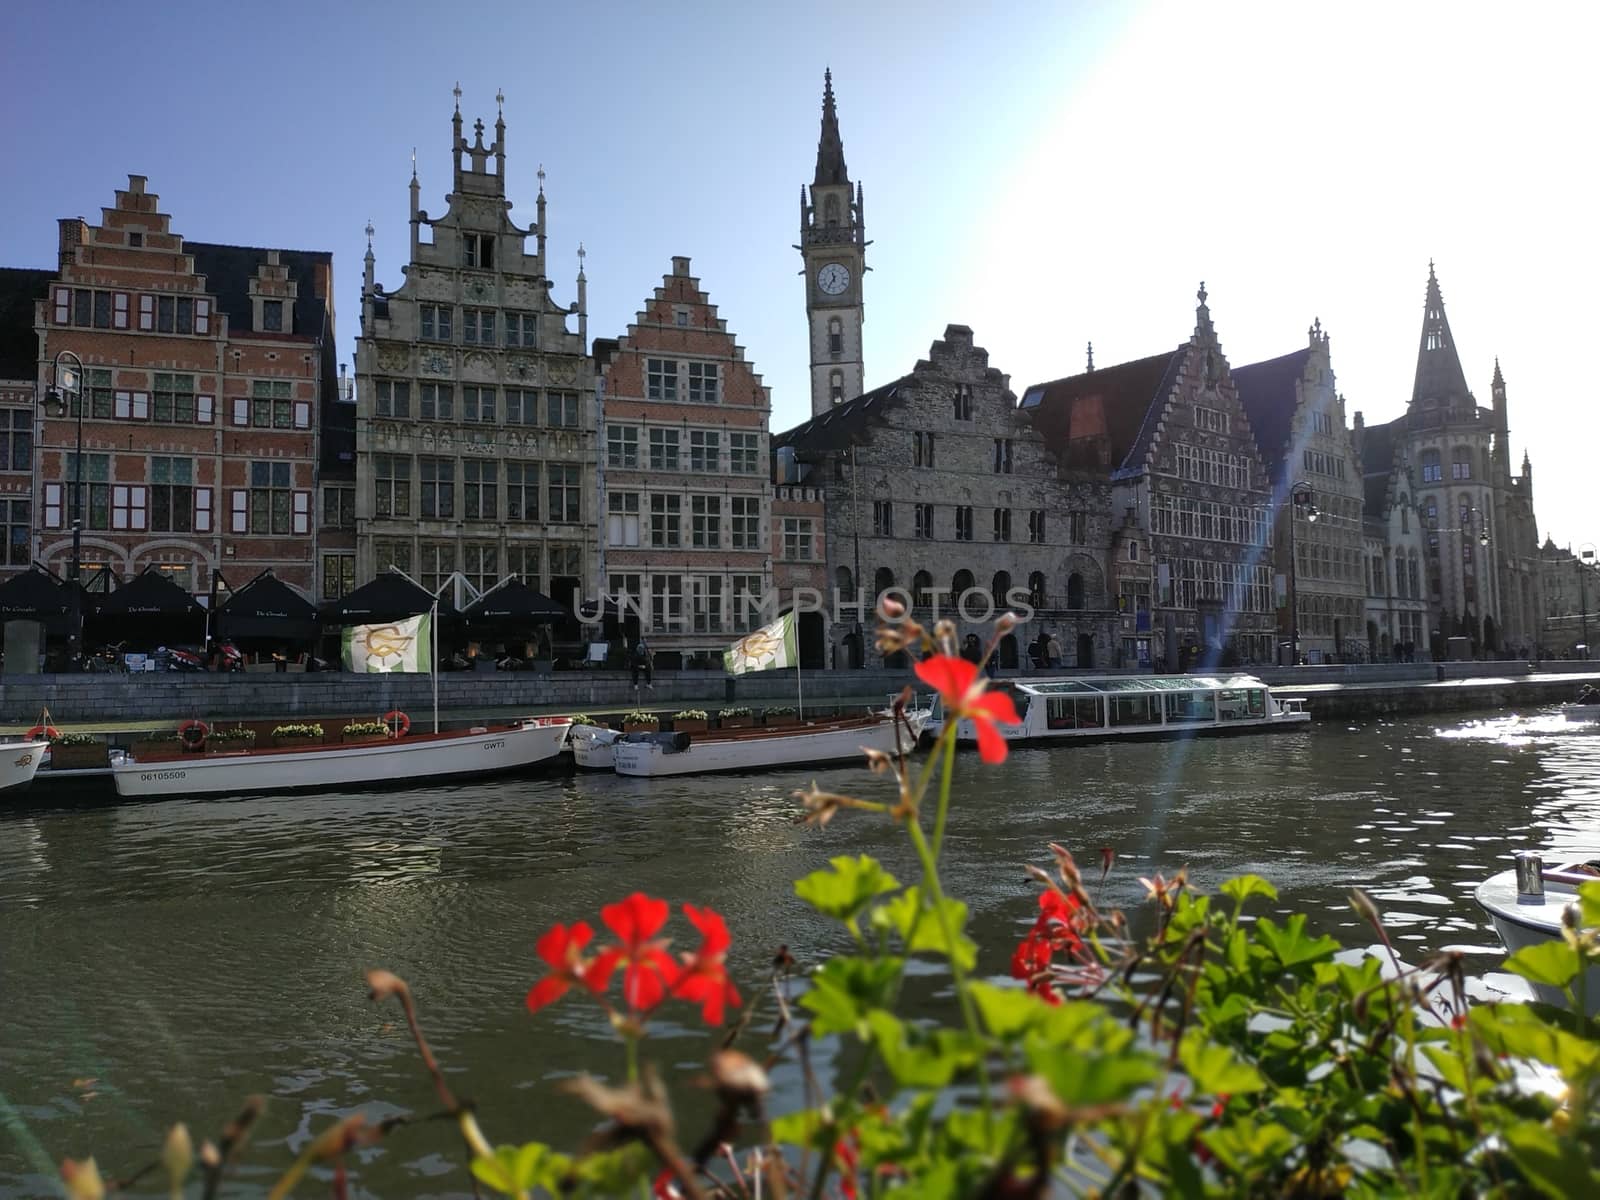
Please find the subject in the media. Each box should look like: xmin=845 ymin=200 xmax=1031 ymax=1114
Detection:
xmin=794 ymin=854 xmax=900 ymax=924
xmin=135 ymin=730 xmax=182 ymax=744
xmin=622 ymin=711 xmax=658 ymax=726
xmin=470 ymin=1142 xmax=571 ymax=1195
xmin=271 ymin=723 xmax=323 ymax=739
xmin=567 ymin=713 xmax=596 ymax=725
xmin=342 ymin=720 xmax=392 ymax=737
xmin=672 ymin=709 xmax=708 ymax=720
xmin=207 ymin=727 xmax=255 ymax=744
xmin=48 ymin=731 xmax=98 ymax=746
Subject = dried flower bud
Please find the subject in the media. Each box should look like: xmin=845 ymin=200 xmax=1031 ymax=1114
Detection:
xmin=878 ymin=595 xmax=905 ymax=620
xmin=162 ymin=1123 xmax=194 ymax=1191
xmin=60 ymin=1158 xmax=105 ymax=1200
xmin=709 ymin=1050 xmax=770 ymax=1104
xmin=1008 ymin=1074 xmax=1069 ymax=1132
xmin=198 ymin=1141 xmax=221 ymax=1170
xmin=365 ymin=968 xmax=408 ymax=1003
xmin=1049 ymin=843 xmax=1082 ymax=892
xmin=933 ymin=619 xmax=957 ymax=656
xmin=1348 ymin=888 xmax=1382 ymax=929
xmin=1563 ymin=902 xmax=1581 ymax=932
xmin=862 ymin=747 xmax=894 ymax=775
xmin=772 ymin=945 xmax=796 ymax=970
xmin=1099 ymin=846 xmax=1116 ymax=881
xmin=994 ymin=611 xmax=1018 ymax=635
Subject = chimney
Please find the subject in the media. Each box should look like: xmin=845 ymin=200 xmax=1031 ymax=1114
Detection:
xmin=57 ymin=217 xmax=88 ymax=272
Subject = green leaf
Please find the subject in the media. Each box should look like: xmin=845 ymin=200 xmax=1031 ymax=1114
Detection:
xmin=881 ymin=887 xmax=977 ymax=970
xmin=1471 ymin=1004 xmax=1600 ymax=1079
xmin=794 ymin=854 xmax=901 ymax=923
xmin=470 ymin=1143 xmax=569 ymax=1195
xmin=1219 ymin=874 xmax=1278 ymax=905
xmin=1199 ymin=1118 xmax=1298 ymax=1176
xmin=574 ymin=1144 xmax=650 ymax=1192
xmin=1254 ymin=913 xmax=1339 ymax=968
xmin=1502 ymin=1120 xmax=1600 ymax=1198
xmin=769 ymin=1109 xmax=829 ymax=1149
xmin=1026 ymin=1037 xmax=1158 ymax=1106
xmin=969 ymin=980 xmax=1055 ymax=1041
xmin=867 ymin=1011 xmax=979 ymax=1088
xmin=1178 ymin=1031 xmax=1267 ymax=1096
xmin=798 ymin=955 xmax=903 ymax=1038
xmin=1505 ymin=939 xmax=1583 ymax=989
xmin=1578 ymin=879 xmax=1600 ymax=929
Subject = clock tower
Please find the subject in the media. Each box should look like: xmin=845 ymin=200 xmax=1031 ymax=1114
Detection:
xmin=800 ymin=70 xmax=867 ymax=416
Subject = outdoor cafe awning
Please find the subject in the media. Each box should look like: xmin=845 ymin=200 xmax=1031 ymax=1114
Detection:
xmin=217 ymin=569 xmax=319 ymax=641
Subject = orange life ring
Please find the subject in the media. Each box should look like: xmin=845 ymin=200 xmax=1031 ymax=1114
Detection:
xmin=26 ymin=724 xmax=61 ymax=742
xmin=382 ymin=710 xmax=411 ymax=738
xmin=179 ymin=720 xmax=209 ymax=750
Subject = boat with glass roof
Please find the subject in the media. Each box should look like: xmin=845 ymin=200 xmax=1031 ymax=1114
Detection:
xmin=926 ymin=673 xmax=1310 ymax=748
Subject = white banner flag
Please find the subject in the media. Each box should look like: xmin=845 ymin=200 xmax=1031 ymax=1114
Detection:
xmin=724 ymin=612 xmax=797 ymax=675
xmin=342 ymin=613 xmax=433 ymax=673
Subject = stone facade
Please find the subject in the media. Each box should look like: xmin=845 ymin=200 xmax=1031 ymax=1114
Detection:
xmin=355 ymin=94 xmax=595 ymax=610
xmin=1024 ymin=288 xmax=1277 ymax=668
xmin=28 ymin=176 xmax=335 ymax=600
xmin=1355 ymin=420 xmax=1431 ymax=660
xmin=770 ymin=480 xmax=828 ymax=667
xmin=775 ymin=325 xmax=1117 ymax=671
xmin=1539 ymin=539 xmax=1598 ymax=656
xmin=1233 ymin=322 xmax=1367 ymax=662
xmin=0 ymin=268 xmax=49 ymax=580
xmin=594 ymin=256 xmax=773 ymax=667
xmin=800 ymin=71 xmax=866 ymax=417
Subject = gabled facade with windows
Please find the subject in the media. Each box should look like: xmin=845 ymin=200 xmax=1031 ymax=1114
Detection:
xmin=355 ymin=95 xmax=595 ymax=607
xmin=1024 ymin=288 xmax=1276 ymax=669
xmin=1354 ymin=413 xmax=1432 ymax=660
xmin=28 ymin=175 xmax=334 ymax=599
xmin=0 ymin=268 xmax=51 ymax=579
xmin=594 ymin=257 xmax=773 ymax=666
xmin=1232 ymin=322 xmax=1367 ymax=661
xmin=775 ymin=325 xmax=1114 ymax=671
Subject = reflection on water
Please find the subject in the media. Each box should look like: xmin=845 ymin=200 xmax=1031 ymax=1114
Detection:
xmin=2 ymin=707 xmax=1598 ymax=1195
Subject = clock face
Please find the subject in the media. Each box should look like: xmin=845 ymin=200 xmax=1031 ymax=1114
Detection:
xmin=817 ymin=263 xmax=851 ymax=295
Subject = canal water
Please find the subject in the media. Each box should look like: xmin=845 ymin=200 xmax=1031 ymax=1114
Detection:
xmin=2 ymin=707 xmax=1598 ymax=1195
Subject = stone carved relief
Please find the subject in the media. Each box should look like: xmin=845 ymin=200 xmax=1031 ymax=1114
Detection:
xmin=463 ymin=351 xmax=496 ymax=376
xmin=420 ymin=352 xmax=454 ymax=377
xmin=376 ymin=344 xmax=410 ymax=374
xmin=506 ymin=356 xmax=538 ymax=383
xmin=547 ymin=359 xmax=579 ymax=387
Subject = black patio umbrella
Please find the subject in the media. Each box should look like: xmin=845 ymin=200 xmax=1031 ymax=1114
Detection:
xmin=0 ymin=566 xmax=72 ymax=626
xmin=217 ymin=569 xmax=319 ymax=641
xmin=86 ymin=567 xmax=205 ymax=648
xmin=320 ymin=569 xmax=446 ymax=625
xmin=463 ymin=578 xmax=569 ymax=624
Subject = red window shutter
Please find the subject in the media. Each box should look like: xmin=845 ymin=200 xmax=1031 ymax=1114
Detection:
xmin=195 ymin=298 xmax=211 ymax=335
xmin=112 ymin=292 xmax=130 ymax=329
xmin=138 ymin=294 xmax=154 ymax=331
xmin=293 ymin=400 xmax=311 ymax=429
xmin=231 ymin=398 xmax=249 ymax=426
xmin=44 ymin=483 xmax=63 ymax=528
xmin=53 ymin=287 xmax=71 ymax=324
xmin=230 ymin=489 xmax=248 ymax=533
xmin=195 ymin=487 xmax=213 ymax=532
xmin=292 ymin=490 xmax=311 ymax=535
xmin=114 ymin=391 xmax=132 ymax=419
xmin=197 ymin=394 xmax=214 ymax=424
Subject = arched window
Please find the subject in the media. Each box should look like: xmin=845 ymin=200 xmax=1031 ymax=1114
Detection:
xmin=913 ymin=569 xmax=933 ymax=608
xmin=1450 ymin=446 xmax=1472 ymax=481
xmin=828 ymin=317 xmax=843 ymax=356
xmin=835 ymin=565 xmax=854 ymax=600
xmin=1066 ymin=572 xmax=1085 ymax=611
xmin=829 ymin=369 xmax=843 ymax=405
xmin=873 ymin=567 xmax=895 ymax=603
xmin=951 ymin=568 xmax=975 ymax=600
xmin=1028 ymin=570 xmax=1047 ymax=609
xmin=991 ymin=570 xmax=1012 ymax=610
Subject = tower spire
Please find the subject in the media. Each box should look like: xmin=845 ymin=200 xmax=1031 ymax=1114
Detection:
xmin=1411 ymin=261 xmax=1471 ymax=407
xmin=813 ymin=68 xmax=849 ymax=186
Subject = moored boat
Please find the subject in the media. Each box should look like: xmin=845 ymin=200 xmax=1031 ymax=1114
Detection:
xmin=1476 ymin=852 xmax=1600 ymax=1014
xmin=1561 ymin=704 xmax=1600 ymax=722
xmin=611 ymin=710 xmax=928 ymax=778
xmin=0 ymin=739 xmax=50 ymax=794
xmin=926 ymin=673 xmax=1309 ymax=748
xmin=110 ymin=718 xmax=571 ymax=798
xmin=569 ymin=723 xmax=622 ymax=770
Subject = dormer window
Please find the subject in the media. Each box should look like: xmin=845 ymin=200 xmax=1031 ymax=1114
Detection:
xmin=463 ymin=234 xmax=494 ymax=270
xmin=261 ymin=300 xmax=284 ymax=332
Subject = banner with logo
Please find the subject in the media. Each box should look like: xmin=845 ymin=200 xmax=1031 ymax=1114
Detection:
xmin=724 ymin=612 xmax=797 ymax=675
xmin=342 ymin=613 xmax=433 ymax=673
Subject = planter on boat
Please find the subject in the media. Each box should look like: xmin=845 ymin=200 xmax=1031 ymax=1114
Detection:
xmin=273 ymin=734 xmax=323 ymax=749
xmin=623 ymin=722 xmax=660 ymax=734
xmin=719 ymin=716 xmax=754 ymax=729
xmin=48 ymin=743 xmax=107 ymax=770
xmin=764 ymin=715 xmax=800 ymax=728
xmin=341 ymin=733 xmax=393 ymax=746
xmin=130 ymin=739 xmax=183 ymax=761
xmin=671 ymin=719 xmax=709 ymax=733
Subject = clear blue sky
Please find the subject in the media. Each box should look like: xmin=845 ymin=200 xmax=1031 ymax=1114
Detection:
xmin=3 ymin=1 xmax=1594 ymax=550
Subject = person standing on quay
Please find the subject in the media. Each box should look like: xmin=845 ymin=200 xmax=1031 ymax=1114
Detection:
xmin=632 ymin=638 xmax=654 ymax=689
xmin=1046 ymin=631 xmax=1063 ymax=669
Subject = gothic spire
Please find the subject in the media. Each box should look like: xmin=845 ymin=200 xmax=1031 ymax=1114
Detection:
xmin=1411 ymin=261 xmax=1471 ymax=407
xmin=813 ymin=68 xmax=849 ymax=187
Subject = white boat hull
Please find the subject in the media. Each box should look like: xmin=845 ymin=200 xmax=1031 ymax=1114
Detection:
xmin=933 ymin=708 xmax=1310 ymax=746
xmin=110 ymin=720 xmax=570 ymax=798
xmin=613 ymin=713 xmax=927 ymax=778
xmin=1561 ymin=704 xmax=1600 ymax=722
xmin=1476 ymin=866 xmax=1600 ymax=1014
xmin=569 ymin=725 xmax=621 ymax=770
xmin=0 ymin=740 xmax=50 ymax=794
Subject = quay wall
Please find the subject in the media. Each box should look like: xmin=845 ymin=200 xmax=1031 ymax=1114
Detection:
xmin=2 ymin=662 xmax=1596 ymax=729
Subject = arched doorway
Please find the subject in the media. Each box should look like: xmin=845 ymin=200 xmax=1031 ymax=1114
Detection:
xmin=1067 ymin=573 xmax=1085 ymax=610
xmin=913 ymin=570 xmax=933 ymax=609
xmin=951 ymin=569 xmax=975 ymax=601
xmin=998 ymin=634 xmax=1019 ymax=669
xmin=798 ymin=611 xmax=825 ymax=669
xmin=1076 ymin=633 xmax=1094 ymax=668
xmin=841 ymin=631 xmax=864 ymax=669
xmin=873 ymin=568 xmax=895 ymax=611
xmin=991 ymin=570 xmax=1012 ymax=610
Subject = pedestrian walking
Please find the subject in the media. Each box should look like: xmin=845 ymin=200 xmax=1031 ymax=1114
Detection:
xmin=1046 ymin=632 xmax=1063 ymax=669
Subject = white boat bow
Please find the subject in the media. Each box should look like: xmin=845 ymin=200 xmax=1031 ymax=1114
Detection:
xmin=1 ymin=739 xmax=50 ymax=794
xmin=1476 ymin=854 xmax=1600 ymax=1014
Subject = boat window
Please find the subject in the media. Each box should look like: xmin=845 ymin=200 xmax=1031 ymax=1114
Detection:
xmin=1249 ymin=689 xmax=1266 ymax=716
xmin=1216 ymin=689 xmax=1251 ymax=721
xmin=1109 ymin=694 xmax=1158 ymax=726
xmin=1164 ymin=692 xmax=1215 ymax=723
xmin=1046 ymin=696 xmax=1103 ymax=730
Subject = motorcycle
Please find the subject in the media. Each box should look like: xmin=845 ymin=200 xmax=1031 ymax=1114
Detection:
xmin=153 ymin=645 xmax=206 ymax=672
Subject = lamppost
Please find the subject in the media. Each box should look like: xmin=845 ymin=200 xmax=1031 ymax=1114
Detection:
xmin=1286 ymin=481 xmax=1318 ymax=665
xmin=1579 ymin=543 xmax=1596 ymax=659
xmin=1462 ymin=506 xmax=1491 ymax=653
xmin=42 ymin=350 xmax=86 ymax=670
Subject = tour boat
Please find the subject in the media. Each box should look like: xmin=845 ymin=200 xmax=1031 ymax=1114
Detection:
xmin=569 ymin=724 xmax=622 ymax=770
xmin=610 ymin=710 xmax=930 ymax=778
xmin=109 ymin=718 xmax=572 ymax=799
xmin=926 ymin=673 xmax=1310 ymax=749
xmin=1476 ymin=853 xmax=1600 ymax=1014
xmin=0 ymin=739 xmax=50 ymax=795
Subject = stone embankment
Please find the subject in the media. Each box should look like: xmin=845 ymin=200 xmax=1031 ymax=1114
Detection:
xmin=1 ymin=661 xmax=1595 ymax=730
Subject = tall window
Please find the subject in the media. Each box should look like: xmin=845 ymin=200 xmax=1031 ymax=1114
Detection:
xmin=954 ymin=385 xmax=973 ymax=421
xmin=651 ymin=574 xmax=683 ymax=632
xmin=4 ymin=498 xmax=30 ymax=565
xmin=419 ymin=383 xmax=453 ymax=421
xmin=321 ymin=553 xmax=356 ymax=601
xmin=608 ymin=424 xmax=639 ymax=468
xmin=729 ymin=432 xmax=759 ymax=474
xmin=85 ymin=369 xmax=113 ymax=418
xmin=374 ymin=540 xmax=412 ymax=576
xmin=993 ymin=508 xmax=1012 ymax=542
xmin=689 ymin=430 xmax=720 ymax=472
xmin=419 ymin=458 xmax=454 ymax=519
xmin=692 ymin=574 xmax=723 ymax=634
xmin=1420 ymin=449 xmax=1442 ymax=483
xmin=419 ymin=542 xmax=454 ymax=593
xmin=915 ymin=503 xmax=934 ymax=539
xmin=913 ymin=431 xmax=935 ymax=468
xmin=954 ymin=506 xmax=973 ymax=542
xmin=650 ymin=494 xmax=681 ymax=547
xmin=828 ymin=317 xmax=843 ymax=355
xmin=646 ymin=359 xmax=677 ymax=401
xmin=153 ymin=373 xmax=196 ymax=423
xmin=419 ymin=304 xmax=452 ymax=342
xmin=374 ymin=455 xmax=410 ymax=517
xmin=462 ymin=308 xmax=495 ymax=345
xmin=504 ymin=312 xmax=536 ymax=347
xmin=150 ymin=457 xmax=194 ymax=532
xmin=547 ymin=463 xmax=581 ymax=523
xmin=829 ymin=370 xmax=843 ymax=405
xmin=376 ymin=380 xmax=411 ymax=419
xmin=691 ymin=495 xmax=721 ymax=547
xmin=0 ymin=409 xmax=32 ymax=471
xmin=462 ymin=234 xmax=494 ymax=270
xmin=649 ymin=427 xmax=680 ymax=471
xmin=730 ymin=495 xmax=760 ymax=549
xmin=993 ymin=438 xmax=1013 ymax=473
xmin=608 ymin=491 xmax=640 ymax=546
xmin=463 ymin=544 xmax=498 ymax=594
xmin=261 ymin=300 xmax=284 ymax=332
xmin=249 ymin=461 xmax=292 ymax=534
xmin=504 ymin=388 xmax=535 ymax=425
xmin=1451 ymin=447 xmax=1472 ymax=480
xmin=783 ymin=518 xmax=814 ymax=560
xmin=505 ymin=462 xmax=539 ymax=520
xmin=463 ymin=460 xmax=497 ymax=519
xmin=462 ymin=386 xmax=496 ymax=423
xmin=1028 ymin=510 xmax=1046 ymax=544
xmin=1068 ymin=512 xmax=1087 ymax=544
xmin=322 ymin=485 xmax=355 ymax=529
xmin=547 ymin=391 xmax=580 ymax=427
xmin=62 ymin=453 xmax=113 ymax=529
xmin=253 ymin=379 xmax=293 ymax=428
xmin=688 ymin=362 xmax=719 ymax=403
xmin=873 ymin=500 xmax=894 ymax=537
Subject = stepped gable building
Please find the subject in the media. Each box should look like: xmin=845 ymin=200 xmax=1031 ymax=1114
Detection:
xmin=1539 ymin=539 xmax=1599 ymax=657
xmin=355 ymin=90 xmax=595 ymax=612
xmin=1353 ymin=413 xmax=1431 ymax=660
xmin=774 ymin=324 xmax=1116 ymax=671
xmin=1023 ymin=286 xmax=1276 ymax=668
xmin=1361 ymin=265 xmax=1543 ymax=657
xmin=799 ymin=70 xmax=867 ymax=417
xmin=593 ymin=256 xmax=774 ymax=668
xmin=0 ymin=268 xmax=51 ymax=578
xmin=28 ymin=175 xmax=335 ymax=600
xmin=1231 ymin=321 xmax=1366 ymax=662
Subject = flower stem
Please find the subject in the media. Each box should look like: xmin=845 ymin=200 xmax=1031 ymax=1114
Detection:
xmin=930 ymin=726 xmax=957 ymax=865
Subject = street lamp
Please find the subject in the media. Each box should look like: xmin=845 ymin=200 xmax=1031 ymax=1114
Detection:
xmin=1579 ymin=543 xmax=1596 ymax=660
xmin=42 ymin=350 xmax=86 ymax=670
xmin=1286 ymin=481 xmax=1319 ymax=665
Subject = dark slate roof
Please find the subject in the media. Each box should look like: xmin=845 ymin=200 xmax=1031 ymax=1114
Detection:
xmin=1231 ymin=348 xmax=1310 ymax=483
xmin=1412 ymin=265 xmax=1472 ymax=406
xmin=0 ymin=267 xmax=51 ymax=382
xmin=1019 ymin=347 xmax=1185 ymax=477
xmin=1358 ymin=414 xmax=1403 ymax=517
xmin=772 ymin=375 xmax=911 ymax=455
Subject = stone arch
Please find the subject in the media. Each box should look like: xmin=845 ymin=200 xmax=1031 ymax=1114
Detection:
xmin=912 ymin=569 xmax=933 ymax=608
xmin=992 ymin=570 xmax=1012 ymax=610
xmin=1028 ymin=570 xmax=1047 ymax=608
xmin=998 ymin=634 xmax=1019 ymax=670
xmin=835 ymin=565 xmax=853 ymax=596
xmin=873 ymin=567 xmax=895 ymax=603
xmin=1063 ymin=554 xmax=1105 ymax=609
xmin=951 ymin=568 xmax=975 ymax=600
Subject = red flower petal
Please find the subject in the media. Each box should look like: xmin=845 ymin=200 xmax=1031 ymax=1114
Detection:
xmin=971 ymin=689 xmax=1022 ymax=727
xmin=584 ymin=946 xmax=623 ymax=993
xmin=914 ymin=654 xmax=978 ymax=703
xmin=683 ymin=904 xmax=731 ymax=957
xmin=623 ymin=961 xmax=669 ymax=1012
xmin=602 ymin=893 xmax=670 ymax=947
xmin=535 ymin=920 xmax=592 ymax=969
xmin=525 ymin=976 xmax=570 ymax=1013
xmin=974 ymin=717 xmax=1010 ymax=764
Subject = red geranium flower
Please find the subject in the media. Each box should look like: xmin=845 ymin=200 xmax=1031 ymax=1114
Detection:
xmin=590 ymin=892 xmax=680 ymax=1013
xmin=525 ymin=921 xmax=597 ymax=1013
xmin=673 ymin=903 xmax=742 ymax=1025
xmin=915 ymin=653 xmax=1021 ymax=763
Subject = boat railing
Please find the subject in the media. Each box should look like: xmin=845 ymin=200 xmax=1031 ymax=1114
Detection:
xmin=1276 ymin=697 xmax=1309 ymax=715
